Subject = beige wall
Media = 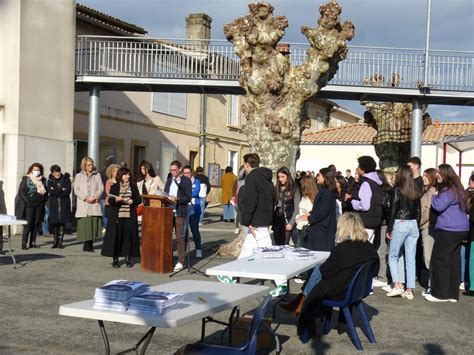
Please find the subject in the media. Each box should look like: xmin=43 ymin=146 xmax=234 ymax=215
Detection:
xmin=0 ymin=0 xmax=75 ymax=214
xmin=299 ymin=144 xmax=474 ymax=185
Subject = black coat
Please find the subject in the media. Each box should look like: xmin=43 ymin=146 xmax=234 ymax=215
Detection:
xmin=164 ymin=175 xmax=192 ymax=217
xmin=195 ymin=173 xmax=211 ymax=195
xmin=101 ymin=183 xmax=141 ymax=258
xmin=298 ymin=241 xmax=380 ymax=333
xmin=240 ymin=167 xmax=275 ymax=227
xmin=15 ymin=176 xmax=48 ymax=219
xmin=307 ymin=187 xmax=337 ymax=252
xmin=47 ymin=174 xmax=72 ymax=224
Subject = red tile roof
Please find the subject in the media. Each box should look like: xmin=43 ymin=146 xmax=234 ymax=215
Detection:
xmin=302 ymin=122 xmax=474 ymax=144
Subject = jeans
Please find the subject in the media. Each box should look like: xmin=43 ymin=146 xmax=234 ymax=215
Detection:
xmin=199 ymin=197 xmax=206 ymax=224
xmin=303 ymin=265 xmax=322 ymax=296
xmin=184 ymin=212 xmax=202 ymax=251
xmin=101 ymin=199 xmax=108 ymax=229
xmin=42 ymin=207 xmax=49 ymax=234
xmin=469 ymin=242 xmax=474 ymax=291
xmin=388 ymin=219 xmax=419 ymax=289
xmin=461 ymin=243 xmax=469 ymax=283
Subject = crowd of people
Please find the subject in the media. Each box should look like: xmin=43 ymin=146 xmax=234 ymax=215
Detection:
xmin=10 ymin=152 xmax=474 ymax=335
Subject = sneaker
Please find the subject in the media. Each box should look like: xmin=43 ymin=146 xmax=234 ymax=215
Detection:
xmin=382 ymin=284 xmax=393 ymax=293
xmin=402 ymin=291 xmax=414 ymax=300
xmin=269 ymin=284 xmax=288 ymax=298
xmin=424 ymin=294 xmax=450 ymax=302
xmin=217 ymin=275 xmax=236 ymax=284
xmin=372 ymin=278 xmax=388 ymax=287
xmin=422 ymin=289 xmax=431 ymax=297
xmin=173 ymin=262 xmax=183 ymax=272
xmin=234 ymin=228 xmax=240 ymax=234
xmin=198 ymin=223 xmax=204 ymax=226
xmin=294 ymin=278 xmax=305 ymax=284
xmin=195 ymin=249 xmax=202 ymax=258
xmin=459 ymin=282 xmax=465 ymax=290
xmin=386 ymin=287 xmax=404 ymax=297
xmin=448 ymin=299 xmax=458 ymax=303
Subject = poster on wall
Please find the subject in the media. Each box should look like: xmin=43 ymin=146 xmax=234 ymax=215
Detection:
xmin=208 ymin=163 xmax=221 ymax=187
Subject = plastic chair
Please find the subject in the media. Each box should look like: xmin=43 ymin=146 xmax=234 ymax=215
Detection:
xmin=183 ymin=294 xmax=273 ymax=354
xmin=320 ymin=260 xmax=378 ymax=351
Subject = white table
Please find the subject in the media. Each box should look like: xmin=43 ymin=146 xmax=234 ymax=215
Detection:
xmin=206 ymin=251 xmax=330 ymax=320
xmin=0 ymin=219 xmax=27 ymax=269
xmin=206 ymin=251 xmax=330 ymax=281
xmin=59 ymin=280 xmax=268 ymax=354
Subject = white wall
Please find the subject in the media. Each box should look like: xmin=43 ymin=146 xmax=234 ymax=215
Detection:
xmin=299 ymin=143 xmax=474 ymax=186
xmin=0 ymin=0 xmax=75 ymax=214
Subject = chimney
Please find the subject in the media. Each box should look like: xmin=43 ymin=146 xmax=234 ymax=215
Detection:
xmin=434 ymin=117 xmax=440 ymax=128
xmin=186 ymin=13 xmax=212 ymax=42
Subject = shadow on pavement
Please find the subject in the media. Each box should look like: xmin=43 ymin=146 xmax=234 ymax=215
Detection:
xmin=0 ymin=252 xmax=64 ymax=268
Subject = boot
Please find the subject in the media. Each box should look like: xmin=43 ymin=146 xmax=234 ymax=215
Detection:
xmin=125 ymin=256 xmax=132 ymax=268
xmin=22 ymin=242 xmax=28 ymax=250
xmin=58 ymin=225 xmax=64 ymax=249
xmin=280 ymin=293 xmax=306 ymax=316
xmin=51 ymin=226 xmax=59 ymax=249
xmin=83 ymin=240 xmax=94 ymax=252
xmin=112 ymin=257 xmax=120 ymax=268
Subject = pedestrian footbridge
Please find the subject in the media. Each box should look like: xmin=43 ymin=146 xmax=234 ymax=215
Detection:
xmin=75 ymin=35 xmax=474 ymax=106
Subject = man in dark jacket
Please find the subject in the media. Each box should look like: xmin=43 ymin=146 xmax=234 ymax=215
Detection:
xmin=164 ymin=160 xmax=192 ymax=272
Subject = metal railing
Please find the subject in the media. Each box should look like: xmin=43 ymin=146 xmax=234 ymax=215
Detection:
xmin=76 ymin=35 xmax=474 ymax=92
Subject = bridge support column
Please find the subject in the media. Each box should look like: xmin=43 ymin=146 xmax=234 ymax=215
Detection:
xmin=88 ymin=85 xmax=100 ymax=165
xmin=411 ymin=99 xmax=423 ymax=159
xmin=199 ymin=93 xmax=207 ymax=167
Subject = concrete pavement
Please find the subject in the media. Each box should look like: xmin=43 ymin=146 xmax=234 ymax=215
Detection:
xmin=0 ymin=209 xmax=472 ymax=354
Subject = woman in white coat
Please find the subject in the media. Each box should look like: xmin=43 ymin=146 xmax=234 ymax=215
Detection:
xmin=136 ymin=161 xmax=164 ymax=205
xmin=74 ymin=157 xmax=104 ymax=252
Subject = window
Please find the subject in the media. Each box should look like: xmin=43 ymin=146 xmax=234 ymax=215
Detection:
xmin=228 ymin=150 xmax=239 ymax=173
xmin=152 ymin=92 xmax=187 ymax=118
xmin=228 ymin=95 xmax=240 ymax=126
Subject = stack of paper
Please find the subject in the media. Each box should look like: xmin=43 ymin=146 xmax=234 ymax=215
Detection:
xmin=128 ymin=291 xmax=184 ymax=316
xmin=254 ymin=246 xmax=285 ymax=259
xmin=93 ymin=280 xmax=149 ymax=312
xmin=283 ymin=246 xmax=319 ymax=260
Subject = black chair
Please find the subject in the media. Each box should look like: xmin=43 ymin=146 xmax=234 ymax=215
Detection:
xmin=320 ymin=260 xmax=378 ymax=351
xmin=183 ymin=294 xmax=273 ymax=354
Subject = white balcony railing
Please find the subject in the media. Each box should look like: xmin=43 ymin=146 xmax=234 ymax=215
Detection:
xmin=76 ymin=35 xmax=474 ymax=92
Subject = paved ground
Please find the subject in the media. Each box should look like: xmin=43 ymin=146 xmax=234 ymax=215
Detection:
xmin=1 ymin=208 xmax=473 ymax=354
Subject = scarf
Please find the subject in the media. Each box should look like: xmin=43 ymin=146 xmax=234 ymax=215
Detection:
xmin=118 ymin=182 xmax=132 ymax=218
xmin=28 ymin=174 xmax=46 ymax=195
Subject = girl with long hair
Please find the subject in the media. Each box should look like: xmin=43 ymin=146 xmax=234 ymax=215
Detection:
xmin=386 ymin=165 xmax=421 ymax=300
xmin=295 ymin=175 xmax=318 ymax=248
xmin=137 ymin=160 xmax=165 ymax=205
xmin=424 ymin=164 xmax=469 ymax=302
xmin=299 ymin=168 xmax=338 ymax=251
xmin=273 ymin=167 xmax=300 ymax=245
xmin=420 ymin=168 xmax=438 ymax=277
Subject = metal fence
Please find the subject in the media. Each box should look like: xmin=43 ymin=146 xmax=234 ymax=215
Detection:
xmin=76 ymin=36 xmax=474 ymax=92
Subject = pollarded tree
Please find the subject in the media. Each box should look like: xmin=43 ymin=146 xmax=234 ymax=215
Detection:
xmin=224 ymin=1 xmax=354 ymax=173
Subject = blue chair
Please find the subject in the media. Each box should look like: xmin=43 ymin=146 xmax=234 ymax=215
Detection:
xmin=183 ymin=295 xmax=273 ymax=354
xmin=320 ymin=260 xmax=378 ymax=351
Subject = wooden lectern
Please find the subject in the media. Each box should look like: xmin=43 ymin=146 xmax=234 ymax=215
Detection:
xmin=140 ymin=194 xmax=174 ymax=273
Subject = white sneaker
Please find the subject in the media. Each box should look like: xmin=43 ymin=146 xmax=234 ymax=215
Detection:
xmin=425 ymin=294 xmax=450 ymax=302
xmin=294 ymin=278 xmax=305 ymax=284
xmin=386 ymin=287 xmax=404 ymax=297
xmin=382 ymin=284 xmax=393 ymax=293
xmin=459 ymin=282 xmax=465 ymax=290
xmin=422 ymin=289 xmax=431 ymax=297
xmin=173 ymin=262 xmax=183 ymax=272
xmin=195 ymin=250 xmax=202 ymax=258
xmin=234 ymin=228 xmax=240 ymax=234
xmin=401 ymin=291 xmax=414 ymax=300
xmin=448 ymin=299 xmax=458 ymax=303
xmin=372 ymin=278 xmax=388 ymax=287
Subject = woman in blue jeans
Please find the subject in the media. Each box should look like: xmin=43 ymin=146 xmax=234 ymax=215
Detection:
xmin=386 ymin=166 xmax=421 ymax=300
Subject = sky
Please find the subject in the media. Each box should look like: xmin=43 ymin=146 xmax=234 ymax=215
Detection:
xmin=79 ymin=0 xmax=474 ymax=122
